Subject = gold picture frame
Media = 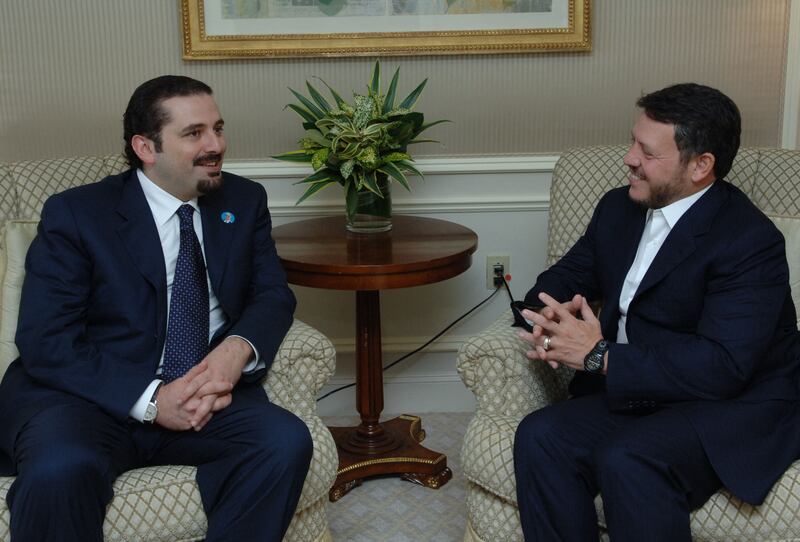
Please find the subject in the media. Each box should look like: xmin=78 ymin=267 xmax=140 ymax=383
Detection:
xmin=180 ymin=0 xmax=591 ymax=59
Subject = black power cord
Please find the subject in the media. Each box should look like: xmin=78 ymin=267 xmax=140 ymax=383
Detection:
xmin=316 ymin=275 xmax=516 ymax=402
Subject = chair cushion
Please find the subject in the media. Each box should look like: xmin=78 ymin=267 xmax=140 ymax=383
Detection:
xmin=0 ymin=465 xmax=206 ymax=542
xmin=0 ymin=220 xmax=38 ymax=375
xmin=595 ymin=460 xmax=800 ymax=540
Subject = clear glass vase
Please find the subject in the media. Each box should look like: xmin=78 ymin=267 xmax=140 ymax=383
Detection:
xmin=346 ymin=174 xmax=392 ymax=233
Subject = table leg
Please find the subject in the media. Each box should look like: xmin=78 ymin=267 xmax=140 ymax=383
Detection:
xmin=328 ymin=290 xmax=453 ymax=501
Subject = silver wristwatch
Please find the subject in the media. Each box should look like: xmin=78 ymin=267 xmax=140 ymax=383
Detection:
xmin=143 ymin=382 xmax=163 ymax=424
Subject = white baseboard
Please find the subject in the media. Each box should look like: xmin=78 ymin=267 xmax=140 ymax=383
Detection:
xmin=225 ymin=154 xmax=560 ymax=179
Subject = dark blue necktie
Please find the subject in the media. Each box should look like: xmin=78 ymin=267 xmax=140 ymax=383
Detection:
xmin=161 ymin=204 xmax=209 ymax=382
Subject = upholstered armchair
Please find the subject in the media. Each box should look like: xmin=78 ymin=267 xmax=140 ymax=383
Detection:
xmin=457 ymin=146 xmax=800 ymax=541
xmin=0 ymin=155 xmax=339 ymax=541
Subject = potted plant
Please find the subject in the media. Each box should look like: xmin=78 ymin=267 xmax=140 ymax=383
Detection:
xmin=274 ymin=61 xmax=447 ymax=233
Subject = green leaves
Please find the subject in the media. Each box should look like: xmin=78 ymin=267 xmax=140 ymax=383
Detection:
xmin=288 ymin=87 xmax=325 ymax=120
xmin=379 ymin=161 xmax=411 ymax=192
xmin=311 ymin=148 xmax=329 ymax=170
xmin=369 ymin=60 xmax=381 ymax=96
xmin=272 ymin=150 xmax=313 ymax=163
xmin=274 ymin=60 xmax=448 ymax=208
xmin=353 ymin=95 xmax=375 ymax=129
xmin=306 ymin=82 xmax=331 ymax=113
xmin=398 ymin=79 xmax=428 ymax=110
xmin=382 ymin=68 xmax=400 ymax=114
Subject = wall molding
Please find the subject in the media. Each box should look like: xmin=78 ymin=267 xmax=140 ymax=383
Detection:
xmin=263 ymin=198 xmax=551 ymax=217
xmin=225 ymin=154 xmax=560 ymax=179
xmin=225 ymin=154 xmax=558 ymax=216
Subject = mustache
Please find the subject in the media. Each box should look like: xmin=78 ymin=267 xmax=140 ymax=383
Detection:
xmin=193 ymin=153 xmax=223 ymax=166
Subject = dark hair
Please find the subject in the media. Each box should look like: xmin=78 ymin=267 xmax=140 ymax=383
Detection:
xmin=636 ymin=83 xmax=741 ymax=180
xmin=123 ymin=75 xmax=213 ymax=169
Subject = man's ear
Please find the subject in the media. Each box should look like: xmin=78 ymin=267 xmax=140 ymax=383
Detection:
xmin=691 ymin=152 xmax=716 ymax=183
xmin=130 ymin=135 xmax=157 ymax=166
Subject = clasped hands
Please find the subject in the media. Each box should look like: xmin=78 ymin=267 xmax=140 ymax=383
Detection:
xmin=519 ymin=292 xmax=604 ymax=372
xmin=155 ymin=337 xmax=253 ymax=431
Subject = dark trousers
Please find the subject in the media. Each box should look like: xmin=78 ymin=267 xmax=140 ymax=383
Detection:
xmin=5 ymin=384 xmax=312 ymax=542
xmin=514 ymin=393 xmax=722 ymax=542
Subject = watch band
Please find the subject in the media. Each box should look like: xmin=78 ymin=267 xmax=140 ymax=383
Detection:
xmin=144 ymin=381 xmax=163 ymax=424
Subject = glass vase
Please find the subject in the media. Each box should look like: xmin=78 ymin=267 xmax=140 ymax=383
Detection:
xmin=346 ymin=174 xmax=392 ymax=233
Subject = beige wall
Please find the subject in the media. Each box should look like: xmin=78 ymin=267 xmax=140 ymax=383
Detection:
xmin=0 ymin=0 xmax=792 ymax=162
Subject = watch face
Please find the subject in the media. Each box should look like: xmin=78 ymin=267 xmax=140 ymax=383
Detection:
xmin=144 ymin=403 xmax=157 ymax=423
xmin=585 ymin=354 xmax=603 ymax=373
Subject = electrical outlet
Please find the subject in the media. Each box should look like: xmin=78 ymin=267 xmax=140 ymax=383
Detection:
xmin=486 ymin=255 xmax=510 ymax=289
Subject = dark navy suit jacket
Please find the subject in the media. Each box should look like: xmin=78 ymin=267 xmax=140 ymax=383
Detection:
xmin=525 ymin=180 xmax=800 ymax=504
xmin=0 ymin=169 xmax=296 ymax=464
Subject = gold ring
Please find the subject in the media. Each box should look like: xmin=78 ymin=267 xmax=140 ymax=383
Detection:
xmin=543 ymin=336 xmax=552 ymax=351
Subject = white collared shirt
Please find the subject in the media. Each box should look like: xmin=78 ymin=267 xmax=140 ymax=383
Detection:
xmin=616 ymin=183 xmax=713 ymax=344
xmin=129 ymin=170 xmax=260 ymax=421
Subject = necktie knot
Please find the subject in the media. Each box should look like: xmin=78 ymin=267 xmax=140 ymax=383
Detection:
xmin=177 ymin=204 xmax=195 ymax=231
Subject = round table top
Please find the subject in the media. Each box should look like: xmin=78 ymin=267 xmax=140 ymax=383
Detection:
xmin=271 ymin=215 xmax=478 ymax=291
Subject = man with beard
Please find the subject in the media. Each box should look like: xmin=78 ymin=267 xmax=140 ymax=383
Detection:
xmin=513 ymin=83 xmax=800 ymax=541
xmin=0 ymin=76 xmax=311 ymax=541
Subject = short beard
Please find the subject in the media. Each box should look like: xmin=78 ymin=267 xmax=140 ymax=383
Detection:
xmin=193 ymin=152 xmax=224 ymax=195
xmin=197 ymin=175 xmax=223 ymax=195
xmin=630 ymin=169 xmax=689 ymax=210
xmin=639 ymin=184 xmax=682 ymax=209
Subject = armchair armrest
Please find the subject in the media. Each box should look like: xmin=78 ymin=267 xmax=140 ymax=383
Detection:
xmin=457 ymin=309 xmax=571 ymax=418
xmin=263 ymin=319 xmax=336 ymax=418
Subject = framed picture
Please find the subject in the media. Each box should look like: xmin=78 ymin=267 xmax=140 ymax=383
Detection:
xmin=180 ymin=0 xmax=591 ymax=59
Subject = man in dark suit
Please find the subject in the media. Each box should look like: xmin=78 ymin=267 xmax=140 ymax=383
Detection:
xmin=0 ymin=76 xmax=312 ymax=541
xmin=514 ymin=83 xmax=800 ymax=541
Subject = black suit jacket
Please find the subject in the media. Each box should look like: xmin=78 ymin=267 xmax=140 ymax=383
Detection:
xmin=0 ymin=169 xmax=296 ymax=460
xmin=526 ymin=181 xmax=800 ymax=504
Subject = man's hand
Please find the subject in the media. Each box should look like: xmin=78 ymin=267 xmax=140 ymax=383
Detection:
xmin=153 ymin=337 xmax=253 ymax=431
xmin=152 ymin=363 xmax=231 ymax=431
xmin=179 ymin=337 xmax=253 ymax=430
xmin=518 ymin=292 xmax=604 ymax=371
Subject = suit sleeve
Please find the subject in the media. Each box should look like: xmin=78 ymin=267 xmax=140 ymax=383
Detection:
xmin=606 ymin=218 xmax=793 ymax=404
xmin=224 ymin=185 xmax=296 ymax=382
xmin=15 ymin=195 xmax=155 ymax=421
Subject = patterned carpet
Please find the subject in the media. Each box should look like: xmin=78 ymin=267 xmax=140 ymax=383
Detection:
xmin=322 ymin=412 xmax=472 ymax=542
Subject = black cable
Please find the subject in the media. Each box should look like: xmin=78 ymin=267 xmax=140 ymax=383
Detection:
xmin=501 ymin=271 xmax=514 ymax=301
xmin=316 ymin=283 xmax=513 ymax=402
xmin=382 ymin=287 xmax=500 ymax=372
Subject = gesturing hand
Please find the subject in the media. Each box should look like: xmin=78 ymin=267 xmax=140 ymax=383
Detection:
xmin=518 ymin=292 xmax=604 ymax=371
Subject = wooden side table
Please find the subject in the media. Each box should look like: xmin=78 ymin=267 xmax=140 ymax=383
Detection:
xmin=271 ymin=215 xmax=478 ymax=501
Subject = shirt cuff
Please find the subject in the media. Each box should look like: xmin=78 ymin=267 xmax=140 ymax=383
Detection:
xmin=228 ymin=335 xmax=263 ymax=374
xmin=129 ymin=379 xmax=163 ymax=422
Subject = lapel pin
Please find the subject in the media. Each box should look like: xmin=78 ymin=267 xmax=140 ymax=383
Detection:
xmin=220 ymin=211 xmax=235 ymax=224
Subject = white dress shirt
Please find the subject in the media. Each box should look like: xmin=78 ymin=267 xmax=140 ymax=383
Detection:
xmin=129 ymin=170 xmax=261 ymax=421
xmin=616 ymin=184 xmax=713 ymax=344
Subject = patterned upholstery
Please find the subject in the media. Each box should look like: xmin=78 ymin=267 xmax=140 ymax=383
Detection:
xmin=0 ymin=166 xmax=15 ymax=231
xmin=458 ymin=146 xmax=800 ymax=541
xmin=0 ymin=156 xmax=338 ymax=541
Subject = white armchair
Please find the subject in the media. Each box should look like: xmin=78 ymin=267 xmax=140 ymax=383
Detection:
xmin=0 ymin=155 xmax=338 ymax=542
xmin=457 ymin=146 xmax=800 ymax=542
